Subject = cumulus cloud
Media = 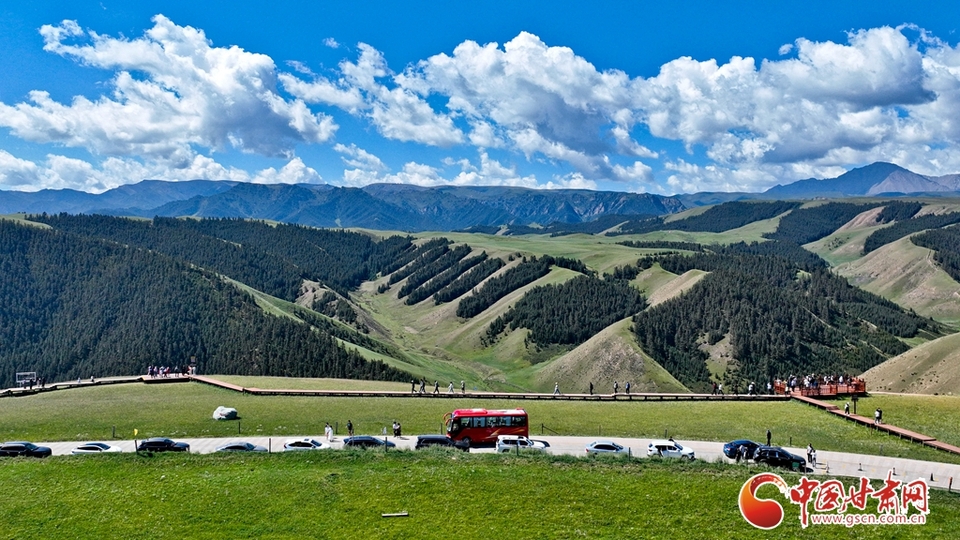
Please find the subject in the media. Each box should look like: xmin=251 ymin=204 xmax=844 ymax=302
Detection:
xmin=0 ymin=15 xmax=336 ymax=163
xmin=251 ymin=157 xmax=322 ymax=184
xmin=8 ymin=17 xmax=960 ymax=194
xmin=334 ymin=143 xmax=386 ymax=171
xmin=283 ymin=43 xmax=463 ymax=146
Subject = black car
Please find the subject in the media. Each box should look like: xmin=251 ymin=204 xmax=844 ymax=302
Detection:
xmin=0 ymin=441 xmax=52 ymax=458
xmin=753 ymin=446 xmax=806 ymax=471
xmin=723 ymin=439 xmax=761 ymax=459
xmin=343 ymin=436 xmax=396 ymax=449
xmin=415 ymin=435 xmax=469 ymax=451
xmin=137 ymin=437 xmax=190 ymax=452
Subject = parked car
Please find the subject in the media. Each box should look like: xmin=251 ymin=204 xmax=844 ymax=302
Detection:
xmin=753 ymin=446 xmax=806 ymax=471
xmin=136 ymin=437 xmax=190 ymax=452
xmin=495 ymin=435 xmax=546 ymax=453
xmin=723 ymin=439 xmax=761 ymax=460
xmin=646 ymin=439 xmax=695 ymax=460
xmin=585 ymin=440 xmax=628 ymax=455
xmin=282 ymin=438 xmax=330 ymax=451
xmin=71 ymin=442 xmax=122 ymax=454
xmin=216 ymin=441 xmax=268 ymax=453
xmin=0 ymin=441 xmax=52 ymax=458
xmin=343 ymin=436 xmax=396 ymax=449
xmin=415 ymin=435 xmax=469 ymax=451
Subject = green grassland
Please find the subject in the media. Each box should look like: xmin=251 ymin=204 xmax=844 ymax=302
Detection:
xmin=3 ymin=382 xmax=960 ymax=466
xmin=3 ymin=451 xmax=956 ymax=539
xmin=836 ymin=394 xmax=960 ymax=448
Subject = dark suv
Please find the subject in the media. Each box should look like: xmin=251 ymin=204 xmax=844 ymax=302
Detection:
xmin=415 ymin=435 xmax=469 ymax=451
xmin=0 ymin=441 xmax=52 ymax=458
xmin=137 ymin=437 xmax=190 ymax=452
xmin=753 ymin=446 xmax=806 ymax=471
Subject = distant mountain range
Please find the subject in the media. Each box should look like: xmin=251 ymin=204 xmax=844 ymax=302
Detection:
xmin=1 ymin=162 xmax=958 ymax=231
xmin=763 ymin=162 xmax=960 ymax=198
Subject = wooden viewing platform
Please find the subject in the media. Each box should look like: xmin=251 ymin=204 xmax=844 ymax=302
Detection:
xmin=774 ymin=380 xmax=867 ymax=398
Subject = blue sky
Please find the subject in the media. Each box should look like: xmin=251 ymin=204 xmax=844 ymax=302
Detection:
xmin=1 ymin=1 xmax=959 ymax=195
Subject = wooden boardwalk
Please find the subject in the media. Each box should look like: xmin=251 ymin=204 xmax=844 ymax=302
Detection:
xmin=793 ymin=393 xmax=958 ymax=455
xmin=189 ymin=375 xmax=791 ymax=401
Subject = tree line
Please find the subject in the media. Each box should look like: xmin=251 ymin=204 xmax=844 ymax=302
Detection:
xmin=485 ymin=275 xmax=646 ymax=347
xmin=912 ymin=225 xmax=960 ymax=284
xmin=0 ymin=220 xmax=407 ymax=388
xmin=631 ymin=249 xmax=941 ymax=392
xmin=863 ymin=212 xmax=960 ymax=254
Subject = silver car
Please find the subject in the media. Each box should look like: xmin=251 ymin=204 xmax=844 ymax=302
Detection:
xmin=585 ymin=440 xmax=629 ymax=455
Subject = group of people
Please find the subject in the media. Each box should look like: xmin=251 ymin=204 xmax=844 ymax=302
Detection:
xmin=778 ymin=373 xmax=862 ymax=392
xmin=147 ymin=365 xmax=192 ymax=378
xmin=19 ymin=377 xmax=44 ymax=389
xmin=392 ymin=420 xmax=402 ymax=437
xmin=411 ymin=378 xmax=465 ymax=394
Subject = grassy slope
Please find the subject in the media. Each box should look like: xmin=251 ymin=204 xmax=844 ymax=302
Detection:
xmin=832 ymin=237 xmax=960 ymax=325
xmin=862 ymin=332 xmax=960 ymax=396
xmin=3 ymin=452 xmax=954 ymax=539
xmin=523 ymin=318 xmax=689 ymax=393
xmin=3 ymin=382 xmax=959 ymax=465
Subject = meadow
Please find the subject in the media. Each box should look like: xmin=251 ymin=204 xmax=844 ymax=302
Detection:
xmin=0 ymin=451 xmax=956 ymax=539
xmin=3 ymin=381 xmax=960 ymax=465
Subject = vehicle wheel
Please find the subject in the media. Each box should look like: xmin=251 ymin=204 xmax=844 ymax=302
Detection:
xmin=461 ymin=437 xmax=471 ymax=448
xmin=685 ymin=455 xmax=695 ymax=461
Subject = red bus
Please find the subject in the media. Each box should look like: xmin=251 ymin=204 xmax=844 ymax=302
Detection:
xmin=444 ymin=408 xmax=528 ymax=446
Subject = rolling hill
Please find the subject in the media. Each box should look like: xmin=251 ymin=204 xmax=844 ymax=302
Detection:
xmin=4 ymin=193 xmax=960 ymax=395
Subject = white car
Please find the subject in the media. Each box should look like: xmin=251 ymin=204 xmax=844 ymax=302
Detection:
xmin=646 ymin=439 xmax=695 ymax=460
xmin=496 ymin=435 xmax=546 ymax=453
xmin=585 ymin=440 xmax=629 ymax=455
xmin=283 ymin=438 xmax=331 ymax=451
xmin=71 ymin=442 xmax=123 ymax=454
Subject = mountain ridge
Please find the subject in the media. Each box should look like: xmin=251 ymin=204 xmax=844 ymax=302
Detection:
xmin=3 ymin=162 xmax=960 ymax=231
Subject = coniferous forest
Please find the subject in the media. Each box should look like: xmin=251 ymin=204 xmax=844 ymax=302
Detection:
xmin=0 ymin=219 xmax=406 ymax=388
xmin=3 ymin=194 xmax=958 ymax=394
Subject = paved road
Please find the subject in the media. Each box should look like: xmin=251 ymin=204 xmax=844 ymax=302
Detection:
xmin=36 ymin=435 xmax=960 ymax=489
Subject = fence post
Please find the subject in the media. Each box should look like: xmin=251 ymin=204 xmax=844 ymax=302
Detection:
xmin=541 ymin=423 xmax=544 ymax=436
xmin=238 ymin=421 xmax=241 ymax=435
xmin=112 ymin=425 xmax=116 ymax=439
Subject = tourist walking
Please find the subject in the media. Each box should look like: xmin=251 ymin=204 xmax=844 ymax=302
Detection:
xmin=553 ymin=382 xmax=560 ymax=395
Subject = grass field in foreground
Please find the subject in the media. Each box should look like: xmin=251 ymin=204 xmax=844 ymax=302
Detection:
xmin=2 ymin=382 xmax=960 ymax=465
xmin=1 ymin=452 xmax=955 ymax=539
xmin=826 ymin=394 xmax=960 ymax=448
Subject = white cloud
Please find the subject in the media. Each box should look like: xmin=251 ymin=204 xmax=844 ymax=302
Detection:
xmin=0 ymin=150 xmax=44 ymax=190
xmin=323 ymin=37 xmax=340 ymax=49
xmin=334 ymin=143 xmax=386 ymax=171
xmin=0 ymin=15 xmax=337 ymax=162
xmin=284 ymin=43 xmax=463 ymax=146
xmin=251 ymin=157 xmax=322 ymax=184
